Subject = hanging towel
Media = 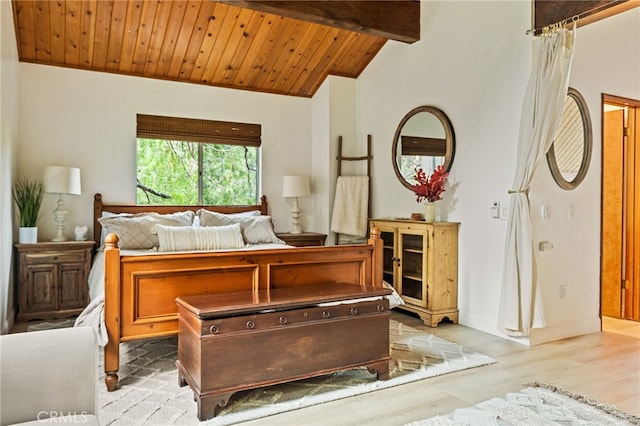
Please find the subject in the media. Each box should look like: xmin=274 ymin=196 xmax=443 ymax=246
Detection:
xmin=331 ymin=176 xmax=369 ymax=237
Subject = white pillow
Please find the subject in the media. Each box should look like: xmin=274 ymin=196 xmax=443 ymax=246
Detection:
xmin=152 ymin=223 xmax=245 ymax=252
xmin=98 ymin=211 xmax=195 ymax=249
xmin=197 ymin=209 xmax=261 ymax=227
xmin=239 ymin=216 xmax=285 ymax=245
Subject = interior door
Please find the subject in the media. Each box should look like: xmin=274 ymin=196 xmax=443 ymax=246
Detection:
xmin=602 ymin=97 xmax=639 ymax=321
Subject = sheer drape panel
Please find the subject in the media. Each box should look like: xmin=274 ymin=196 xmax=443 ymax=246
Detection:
xmin=498 ymin=28 xmax=575 ymax=337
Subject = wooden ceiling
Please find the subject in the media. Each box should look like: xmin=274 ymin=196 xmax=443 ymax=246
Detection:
xmin=10 ymin=0 xmax=420 ymax=98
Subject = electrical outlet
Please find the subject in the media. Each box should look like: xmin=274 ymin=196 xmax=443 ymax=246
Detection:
xmin=491 ymin=201 xmax=500 ymax=219
xmin=559 ymin=284 xmax=566 ymax=299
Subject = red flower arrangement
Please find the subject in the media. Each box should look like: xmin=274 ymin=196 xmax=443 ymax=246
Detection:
xmin=411 ymin=165 xmax=449 ymax=203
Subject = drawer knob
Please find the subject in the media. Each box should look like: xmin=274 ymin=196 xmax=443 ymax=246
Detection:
xmin=322 ymin=311 xmax=330 ymax=318
xmin=279 ymin=316 xmax=288 ymax=324
xmin=350 ymin=307 xmax=358 ymax=315
xmin=209 ymin=325 xmax=218 ymax=334
xmin=53 ymin=256 xmax=58 ymax=260
xmin=377 ymin=304 xmax=385 ymax=312
xmin=246 ymin=320 xmax=255 ymax=329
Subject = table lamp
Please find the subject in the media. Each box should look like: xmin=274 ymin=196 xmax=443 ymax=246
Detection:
xmin=282 ymin=175 xmax=310 ymax=234
xmin=43 ymin=166 xmax=81 ymax=242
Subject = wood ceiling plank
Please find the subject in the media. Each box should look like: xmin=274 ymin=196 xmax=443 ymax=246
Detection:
xmin=269 ymin=23 xmax=322 ymax=93
xmin=188 ymin=2 xmax=229 ymax=82
xmin=176 ymin=0 xmax=215 ymax=80
xmin=232 ymin=13 xmax=286 ymax=90
xmin=166 ymin=0 xmax=204 ymax=78
xmin=143 ymin=0 xmax=173 ymax=76
xmin=297 ymin=27 xmax=351 ymax=96
xmin=218 ymin=9 xmax=267 ymax=86
xmin=117 ymin=0 xmax=144 ymax=73
xmin=33 ymin=0 xmax=52 ymax=62
xmin=205 ymin=5 xmax=258 ymax=83
xmin=229 ymin=10 xmax=277 ymax=88
xmin=260 ymin=19 xmax=312 ymax=92
xmin=64 ymin=0 xmax=81 ymax=65
xmin=104 ymin=0 xmax=127 ymax=70
xmin=350 ymin=37 xmax=386 ymax=75
xmin=199 ymin=4 xmax=242 ymax=84
xmin=130 ymin=0 xmax=158 ymax=74
xmin=154 ymin=0 xmax=188 ymax=78
xmin=249 ymin=15 xmax=301 ymax=89
xmin=288 ymin=25 xmax=341 ymax=96
xmin=91 ymin=0 xmax=113 ymax=69
xmin=328 ymin=31 xmax=365 ymax=77
xmin=79 ymin=0 xmax=97 ymax=67
xmin=217 ymin=0 xmax=420 ymax=43
xmin=279 ymin=24 xmax=330 ymax=95
xmin=12 ymin=1 xmax=37 ymax=60
xmin=49 ymin=0 xmax=66 ymax=64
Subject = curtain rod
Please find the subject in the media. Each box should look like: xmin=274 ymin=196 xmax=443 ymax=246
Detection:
xmin=525 ymin=1 xmax=623 ymax=35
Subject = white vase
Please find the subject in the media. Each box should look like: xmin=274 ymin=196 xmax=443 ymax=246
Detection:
xmin=424 ymin=202 xmax=437 ymax=223
xmin=18 ymin=227 xmax=38 ymax=244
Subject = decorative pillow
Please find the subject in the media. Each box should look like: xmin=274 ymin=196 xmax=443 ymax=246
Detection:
xmin=98 ymin=211 xmax=195 ymax=249
xmin=197 ymin=209 xmax=261 ymax=227
xmin=152 ymin=223 xmax=245 ymax=252
xmin=238 ymin=216 xmax=285 ymax=245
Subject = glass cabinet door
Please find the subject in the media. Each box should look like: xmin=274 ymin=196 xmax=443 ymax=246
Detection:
xmin=398 ymin=230 xmax=427 ymax=307
xmin=379 ymin=230 xmax=396 ymax=287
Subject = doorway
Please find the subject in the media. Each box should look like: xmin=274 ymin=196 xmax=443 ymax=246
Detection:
xmin=601 ymin=94 xmax=639 ymax=322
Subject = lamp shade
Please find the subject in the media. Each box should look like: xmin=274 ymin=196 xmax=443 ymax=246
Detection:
xmin=282 ymin=175 xmax=310 ymax=198
xmin=43 ymin=166 xmax=82 ymax=195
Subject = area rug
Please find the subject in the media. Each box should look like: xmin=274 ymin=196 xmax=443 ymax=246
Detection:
xmin=98 ymin=319 xmax=496 ymax=425
xmin=407 ymin=382 xmax=640 ymax=426
xmin=26 ymin=318 xmax=76 ymax=331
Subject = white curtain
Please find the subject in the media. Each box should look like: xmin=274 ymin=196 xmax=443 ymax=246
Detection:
xmin=498 ymin=27 xmax=576 ymax=337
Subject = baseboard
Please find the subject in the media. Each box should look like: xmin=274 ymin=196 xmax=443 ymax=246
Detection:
xmin=460 ymin=312 xmax=602 ymax=346
xmin=528 ymin=317 xmax=601 ymax=346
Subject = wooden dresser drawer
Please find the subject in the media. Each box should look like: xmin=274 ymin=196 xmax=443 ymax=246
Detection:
xmin=23 ymin=250 xmax=86 ymax=264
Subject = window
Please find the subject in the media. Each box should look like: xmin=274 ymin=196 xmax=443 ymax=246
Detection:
xmin=136 ymin=114 xmax=261 ymax=205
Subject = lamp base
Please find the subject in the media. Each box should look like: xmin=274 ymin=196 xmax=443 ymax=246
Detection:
xmin=51 ymin=195 xmax=69 ymax=242
xmin=290 ymin=197 xmax=302 ymax=234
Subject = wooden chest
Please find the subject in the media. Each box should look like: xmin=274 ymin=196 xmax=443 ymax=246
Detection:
xmin=176 ymin=283 xmax=391 ymax=421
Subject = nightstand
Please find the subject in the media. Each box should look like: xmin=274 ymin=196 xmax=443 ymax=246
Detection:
xmin=276 ymin=232 xmax=327 ymax=247
xmin=14 ymin=240 xmax=95 ymax=321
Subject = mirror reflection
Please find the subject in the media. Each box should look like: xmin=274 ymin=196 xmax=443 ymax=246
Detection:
xmin=392 ymin=106 xmax=455 ymax=191
xmin=547 ymin=88 xmax=592 ymax=190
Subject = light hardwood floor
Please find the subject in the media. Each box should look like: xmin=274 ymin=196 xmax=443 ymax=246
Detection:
xmin=242 ymin=311 xmax=640 ymax=426
xmin=11 ymin=312 xmax=639 ymax=425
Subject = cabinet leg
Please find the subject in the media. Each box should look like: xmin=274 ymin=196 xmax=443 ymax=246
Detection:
xmin=196 ymin=393 xmax=233 ymax=421
xmin=419 ymin=312 xmax=459 ymax=327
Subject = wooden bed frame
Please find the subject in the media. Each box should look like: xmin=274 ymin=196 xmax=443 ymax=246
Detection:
xmin=93 ymin=194 xmax=384 ymax=391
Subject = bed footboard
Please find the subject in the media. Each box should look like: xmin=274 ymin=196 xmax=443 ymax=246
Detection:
xmin=103 ymin=229 xmax=383 ymax=391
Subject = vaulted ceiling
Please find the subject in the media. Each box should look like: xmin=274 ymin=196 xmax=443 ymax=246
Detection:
xmin=10 ymin=1 xmax=635 ymax=98
xmin=10 ymin=0 xmax=419 ymax=98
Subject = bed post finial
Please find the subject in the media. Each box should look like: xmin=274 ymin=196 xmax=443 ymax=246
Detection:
xmin=104 ymin=233 xmax=120 ymax=249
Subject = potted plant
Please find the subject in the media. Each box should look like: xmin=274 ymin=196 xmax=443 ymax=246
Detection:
xmin=12 ymin=178 xmax=45 ymax=243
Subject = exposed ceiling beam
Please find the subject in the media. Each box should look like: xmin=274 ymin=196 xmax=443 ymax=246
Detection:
xmin=533 ymin=0 xmax=639 ymax=33
xmin=217 ymin=0 xmax=420 ymax=43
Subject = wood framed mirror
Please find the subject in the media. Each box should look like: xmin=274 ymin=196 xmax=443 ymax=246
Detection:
xmin=392 ymin=106 xmax=455 ymax=191
xmin=546 ymin=87 xmax=592 ymax=190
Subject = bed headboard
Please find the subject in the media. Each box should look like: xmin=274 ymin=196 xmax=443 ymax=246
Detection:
xmin=93 ymin=193 xmax=269 ymax=243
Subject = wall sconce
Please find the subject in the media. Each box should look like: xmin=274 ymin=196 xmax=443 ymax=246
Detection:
xmin=43 ymin=166 xmax=81 ymax=242
xmin=282 ymin=175 xmax=310 ymax=234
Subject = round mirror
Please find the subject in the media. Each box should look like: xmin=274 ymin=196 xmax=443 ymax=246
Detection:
xmin=546 ymin=88 xmax=592 ymax=190
xmin=392 ymin=106 xmax=455 ymax=191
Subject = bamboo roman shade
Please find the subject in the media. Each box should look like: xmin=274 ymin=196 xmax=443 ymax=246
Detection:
xmin=136 ymin=114 xmax=261 ymax=147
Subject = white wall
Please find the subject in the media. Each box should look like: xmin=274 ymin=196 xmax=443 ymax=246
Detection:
xmin=1 ymin=0 xmax=19 ymax=334
xmin=357 ymin=1 xmax=640 ymax=343
xmin=11 ymin=1 xmax=640 ymax=343
xmin=17 ymin=64 xmax=313 ymax=240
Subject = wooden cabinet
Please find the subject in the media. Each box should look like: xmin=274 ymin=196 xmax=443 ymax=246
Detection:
xmin=369 ymin=219 xmax=459 ymax=327
xmin=15 ymin=241 xmax=94 ymax=321
xmin=276 ymin=232 xmax=327 ymax=247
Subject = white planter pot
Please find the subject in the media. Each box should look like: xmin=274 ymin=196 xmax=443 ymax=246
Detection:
xmin=18 ymin=227 xmax=38 ymax=244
